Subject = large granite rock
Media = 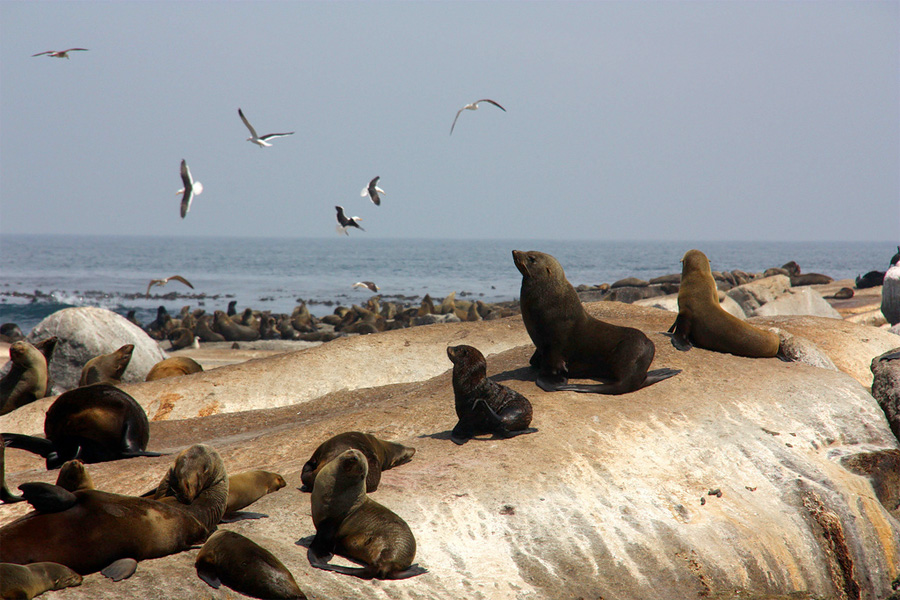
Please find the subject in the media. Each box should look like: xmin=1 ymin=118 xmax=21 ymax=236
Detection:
xmin=754 ymin=287 xmax=843 ymax=319
xmin=23 ymin=307 xmax=166 ymax=393
xmin=634 ymin=291 xmax=746 ymax=319
xmin=883 ymin=265 xmax=900 ymax=326
xmin=726 ymin=274 xmax=791 ymax=316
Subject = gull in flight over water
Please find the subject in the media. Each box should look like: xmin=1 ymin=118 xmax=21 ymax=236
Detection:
xmin=353 ymin=281 xmax=380 ymax=293
xmin=450 ymin=99 xmax=506 ymax=135
xmin=32 ymin=48 xmax=88 ymax=59
xmin=146 ymin=275 xmax=194 ymax=298
xmin=361 ymin=176 xmax=385 ymax=206
xmin=176 ymin=159 xmax=203 ymax=219
xmin=238 ymin=108 xmax=294 ymax=147
xmin=335 ymin=206 xmax=364 ymax=235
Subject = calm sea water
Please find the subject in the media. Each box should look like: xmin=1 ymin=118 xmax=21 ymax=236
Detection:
xmin=1 ymin=235 xmax=894 ymax=333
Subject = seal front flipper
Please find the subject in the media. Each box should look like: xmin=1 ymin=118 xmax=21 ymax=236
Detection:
xmin=220 ymin=511 xmax=268 ymax=523
xmin=196 ymin=562 xmax=222 ymax=589
xmin=535 ymin=373 xmax=569 ymax=392
xmin=19 ymin=482 xmax=78 ymax=512
xmin=307 ymin=518 xmax=339 ymax=568
xmin=101 ymin=558 xmax=138 ymax=582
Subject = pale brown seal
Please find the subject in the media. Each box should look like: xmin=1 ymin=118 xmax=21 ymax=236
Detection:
xmin=0 ymin=341 xmax=48 ymax=416
xmin=300 ymin=432 xmax=415 ymax=493
xmin=0 ymin=562 xmax=82 ymax=599
xmin=222 ymin=470 xmax=287 ymax=522
xmin=145 ymin=356 xmax=204 ymax=381
xmin=79 ymin=344 xmax=134 ymax=387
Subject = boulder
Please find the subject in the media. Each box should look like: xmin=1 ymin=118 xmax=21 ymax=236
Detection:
xmin=872 ymin=348 xmax=900 ymax=443
xmin=753 ymin=288 xmax=842 ymax=319
xmin=882 ymin=265 xmax=900 ymax=325
xmin=726 ymin=274 xmax=791 ymax=316
xmin=634 ymin=292 xmax=746 ymax=319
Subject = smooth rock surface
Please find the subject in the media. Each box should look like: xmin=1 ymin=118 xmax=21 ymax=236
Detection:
xmin=727 ymin=275 xmax=792 ymax=316
xmin=634 ymin=292 xmax=747 ymax=319
xmin=754 ymin=288 xmax=843 ymax=319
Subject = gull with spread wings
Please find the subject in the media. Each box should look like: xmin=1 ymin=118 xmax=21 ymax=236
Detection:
xmin=146 ymin=276 xmax=194 ymax=298
xmin=32 ymin=48 xmax=88 ymax=59
xmin=450 ymin=99 xmax=506 ymax=135
xmin=176 ymin=159 xmax=203 ymax=219
xmin=238 ymin=108 xmax=294 ymax=147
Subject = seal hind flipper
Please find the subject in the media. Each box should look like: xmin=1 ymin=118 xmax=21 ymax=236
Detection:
xmin=100 ymin=558 xmax=138 ymax=582
xmin=666 ymin=314 xmax=693 ymax=351
xmin=19 ymin=482 xmax=78 ymax=513
xmin=555 ymin=368 xmax=681 ymax=395
xmin=384 ymin=564 xmax=428 ymax=579
xmin=643 ymin=368 xmax=682 ymax=386
xmin=220 ymin=511 xmax=268 ymax=523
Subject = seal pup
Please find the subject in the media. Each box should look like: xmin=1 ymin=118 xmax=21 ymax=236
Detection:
xmin=79 ymin=343 xmax=134 ymax=387
xmin=145 ymin=444 xmax=229 ymax=526
xmin=447 ymin=345 xmax=535 ymax=445
xmin=450 ymin=98 xmax=506 ymax=135
xmin=0 ymin=341 xmax=48 ymax=416
xmin=668 ymin=250 xmax=780 ymax=358
xmin=222 ymin=470 xmax=286 ymax=522
xmin=2 ymin=383 xmax=164 ymax=469
xmin=335 ymin=205 xmax=364 ymax=235
xmin=54 ymin=460 xmax=94 ymax=492
xmin=300 ymin=432 xmax=416 ymax=493
xmin=238 ymin=108 xmax=294 ymax=147
xmin=145 ymin=356 xmax=204 ymax=381
xmin=0 ymin=562 xmax=82 ymax=599
xmin=513 ymin=250 xmax=680 ymax=394
xmin=361 ymin=176 xmax=385 ymax=206
xmin=196 ymin=530 xmax=307 ymax=599
xmin=1 ymin=435 xmax=23 ymax=503
xmin=0 ymin=323 xmax=25 ymax=343
xmin=308 ymin=449 xmax=425 ymax=579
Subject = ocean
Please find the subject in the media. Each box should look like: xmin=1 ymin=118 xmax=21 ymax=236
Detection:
xmin=1 ymin=235 xmax=894 ymax=334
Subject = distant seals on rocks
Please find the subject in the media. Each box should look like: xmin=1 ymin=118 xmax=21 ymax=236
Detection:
xmin=2 ymin=383 xmax=164 ymax=469
xmin=0 ymin=341 xmax=48 ymax=416
xmin=79 ymin=344 xmax=134 ymax=387
xmin=513 ymin=250 xmax=680 ymax=394
xmin=0 ymin=562 xmax=82 ymax=599
xmin=308 ymin=449 xmax=425 ymax=579
xmin=447 ymin=344 xmax=535 ymax=445
xmin=668 ymin=249 xmax=780 ymax=357
xmin=301 ymin=432 xmax=416 ymax=493
xmin=214 ymin=311 xmax=260 ymax=342
xmin=196 ymin=530 xmax=307 ymax=599
xmin=145 ymin=357 xmax=204 ymax=381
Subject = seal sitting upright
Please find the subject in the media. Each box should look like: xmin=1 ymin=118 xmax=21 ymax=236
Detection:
xmin=447 ymin=345 xmax=535 ymax=444
xmin=513 ymin=250 xmax=680 ymax=394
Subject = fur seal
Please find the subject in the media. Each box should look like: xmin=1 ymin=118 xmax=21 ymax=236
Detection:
xmin=31 ymin=337 xmax=58 ymax=397
xmin=54 ymin=460 xmax=94 ymax=492
xmin=0 ymin=562 xmax=82 ymax=599
xmin=668 ymin=249 xmax=780 ymax=357
xmin=0 ymin=323 xmax=25 ymax=344
xmin=308 ymin=449 xmax=425 ymax=579
xmin=2 ymin=383 xmax=164 ymax=469
xmin=222 ymin=470 xmax=286 ymax=521
xmin=447 ymin=345 xmax=535 ymax=445
xmin=300 ymin=432 xmax=416 ymax=493
xmin=145 ymin=357 xmax=204 ymax=381
xmin=79 ymin=344 xmax=134 ymax=387
xmin=513 ymin=250 xmax=680 ymax=394
xmin=196 ymin=530 xmax=307 ymax=599
xmin=214 ymin=311 xmax=260 ymax=342
xmin=1 ymin=435 xmax=23 ymax=503
xmin=145 ymin=444 xmax=229 ymax=529
xmin=0 ymin=341 xmax=48 ymax=416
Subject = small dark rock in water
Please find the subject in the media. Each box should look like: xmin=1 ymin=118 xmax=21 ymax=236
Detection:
xmin=832 ymin=287 xmax=854 ymax=300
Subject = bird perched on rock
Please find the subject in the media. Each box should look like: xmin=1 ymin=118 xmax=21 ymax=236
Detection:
xmin=881 ymin=248 xmax=900 ymax=326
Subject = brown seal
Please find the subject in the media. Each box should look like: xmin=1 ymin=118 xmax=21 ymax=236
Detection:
xmin=447 ymin=345 xmax=535 ymax=445
xmin=513 ymin=250 xmax=681 ymax=394
xmin=222 ymin=470 xmax=286 ymax=521
xmin=308 ymin=449 xmax=425 ymax=579
xmin=668 ymin=249 xmax=780 ymax=357
xmin=196 ymin=530 xmax=307 ymax=599
xmin=0 ymin=341 xmax=48 ymax=416
xmin=214 ymin=311 xmax=260 ymax=342
xmin=54 ymin=460 xmax=94 ymax=492
xmin=1 ymin=434 xmax=23 ymax=503
xmin=1 ymin=383 xmax=164 ymax=469
xmin=300 ymin=432 xmax=415 ymax=493
xmin=79 ymin=344 xmax=134 ymax=387
xmin=0 ymin=562 xmax=82 ymax=599
xmin=145 ymin=357 xmax=204 ymax=381
xmin=145 ymin=444 xmax=229 ymax=529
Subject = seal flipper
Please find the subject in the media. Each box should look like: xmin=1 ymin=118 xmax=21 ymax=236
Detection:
xmin=642 ymin=368 xmax=682 ymax=386
xmin=450 ymin=421 xmax=474 ymax=445
xmin=101 ymin=558 xmax=138 ymax=582
xmin=384 ymin=564 xmax=429 ymax=579
xmin=19 ymin=482 xmax=78 ymax=513
xmin=665 ymin=314 xmax=693 ymax=351
xmin=2 ymin=433 xmax=55 ymax=457
xmin=220 ymin=511 xmax=268 ymax=523
xmin=308 ymin=519 xmax=373 ymax=577
xmin=120 ymin=419 xmax=166 ymax=458
xmin=196 ymin=563 xmax=222 ymax=589
xmin=535 ymin=373 xmax=569 ymax=393
xmin=555 ymin=368 xmax=681 ymax=395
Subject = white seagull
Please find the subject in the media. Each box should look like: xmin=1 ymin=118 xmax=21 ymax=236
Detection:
xmin=176 ymin=159 xmax=203 ymax=219
xmin=238 ymin=108 xmax=294 ymax=147
xmin=145 ymin=275 xmax=194 ymax=298
xmin=361 ymin=176 xmax=385 ymax=206
xmin=32 ymin=48 xmax=88 ymax=59
xmin=353 ymin=281 xmax=380 ymax=293
xmin=335 ymin=205 xmax=364 ymax=235
xmin=450 ymin=99 xmax=506 ymax=135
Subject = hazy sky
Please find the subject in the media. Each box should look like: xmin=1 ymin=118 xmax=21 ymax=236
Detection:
xmin=1 ymin=1 xmax=896 ymax=241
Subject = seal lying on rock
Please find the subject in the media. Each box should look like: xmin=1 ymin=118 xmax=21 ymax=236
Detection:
xmin=447 ymin=344 xmax=535 ymax=445
xmin=300 ymin=432 xmax=415 ymax=493
xmin=0 ymin=562 xmax=82 ymax=599
xmin=513 ymin=250 xmax=680 ymax=394
xmin=78 ymin=344 xmax=134 ymax=387
xmin=145 ymin=356 xmax=204 ymax=381
xmin=0 ymin=341 xmax=48 ymax=416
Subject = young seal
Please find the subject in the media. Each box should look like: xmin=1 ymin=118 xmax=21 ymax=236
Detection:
xmin=145 ymin=356 xmax=204 ymax=381
xmin=222 ymin=470 xmax=287 ymax=522
xmin=667 ymin=250 xmax=780 ymax=358
xmin=79 ymin=344 xmax=134 ymax=387
xmin=447 ymin=345 xmax=535 ymax=445
xmin=1 ymin=435 xmax=23 ymax=504
xmin=513 ymin=250 xmax=681 ymax=394
xmin=54 ymin=460 xmax=94 ymax=492
xmin=0 ymin=562 xmax=82 ymax=599
xmin=2 ymin=383 xmax=164 ymax=469
xmin=0 ymin=341 xmax=48 ymax=416
xmin=196 ymin=530 xmax=307 ymax=600
xmin=300 ymin=432 xmax=416 ymax=493
xmin=308 ymin=449 xmax=425 ymax=579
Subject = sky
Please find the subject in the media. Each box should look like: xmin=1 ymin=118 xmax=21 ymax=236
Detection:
xmin=0 ymin=1 xmax=896 ymax=242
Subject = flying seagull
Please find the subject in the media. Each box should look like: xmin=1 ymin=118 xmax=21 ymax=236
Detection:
xmin=32 ymin=48 xmax=88 ymax=59
xmin=176 ymin=159 xmax=203 ymax=219
xmin=450 ymin=99 xmax=506 ymax=135
xmin=238 ymin=108 xmax=294 ymax=147
xmin=361 ymin=176 xmax=385 ymax=206
xmin=145 ymin=275 xmax=194 ymax=298
xmin=335 ymin=205 xmax=364 ymax=235
xmin=353 ymin=281 xmax=379 ymax=293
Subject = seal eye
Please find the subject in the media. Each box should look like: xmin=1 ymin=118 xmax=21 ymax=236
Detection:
xmin=528 ymin=256 xmax=536 ymax=263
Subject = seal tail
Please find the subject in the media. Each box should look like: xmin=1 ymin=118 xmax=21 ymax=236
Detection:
xmin=2 ymin=433 xmax=55 ymax=458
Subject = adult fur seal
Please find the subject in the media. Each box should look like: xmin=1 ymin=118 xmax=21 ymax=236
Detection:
xmin=0 ymin=562 xmax=82 ymax=599
xmin=308 ymin=449 xmax=425 ymax=579
xmin=300 ymin=432 xmax=415 ymax=493
xmin=196 ymin=530 xmax=307 ymax=599
xmin=0 ymin=341 xmax=48 ymax=416
xmin=79 ymin=344 xmax=134 ymax=387
xmin=513 ymin=250 xmax=680 ymax=394
xmin=668 ymin=249 xmax=780 ymax=358
xmin=214 ymin=311 xmax=260 ymax=342
xmin=447 ymin=345 xmax=535 ymax=445
xmin=144 ymin=444 xmax=229 ymax=530
xmin=2 ymin=383 xmax=164 ymax=469
xmin=145 ymin=357 xmax=204 ymax=381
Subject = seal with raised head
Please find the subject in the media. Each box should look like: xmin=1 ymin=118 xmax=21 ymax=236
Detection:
xmin=0 ymin=341 xmax=48 ymax=416
xmin=79 ymin=344 xmax=134 ymax=387
xmin=308 ymin=448 xmax=425 ymax=579
xmin=145 ymin=357 xmax=204 ymax=381
xmin=447 ymin=344 xmax=535 ymax=445
xmin=0 ymin=562 xmax=82 ymax=599
xmin=668 ymin=249 xmax=780 ymax=358
xmin=54 ymin=460 xmax=94 ymax=492
xmin=513 ymin=250 xmax=681 ymax=394
xmin=196 ymin=530 xmax=307 ymax=599
xmin=300 ymin=432 xmax=416 ymax=493
xmin=2 ymin=383 xmax=164 ymax=469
